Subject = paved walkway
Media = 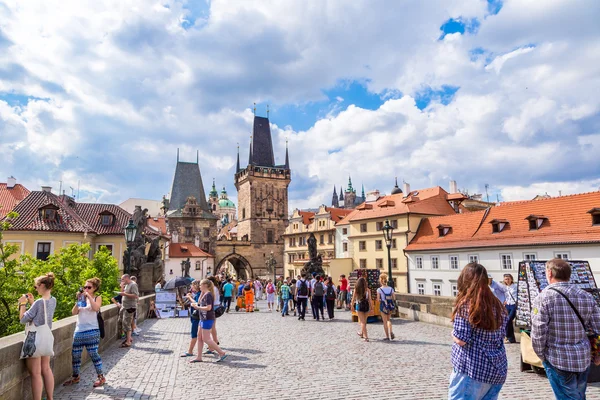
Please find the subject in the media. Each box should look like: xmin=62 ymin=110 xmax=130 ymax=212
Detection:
xmin=54 ymin=300 xmax=600 ymax=400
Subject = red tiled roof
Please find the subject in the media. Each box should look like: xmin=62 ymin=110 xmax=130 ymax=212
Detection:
xmin=347 ymin=186 xmax=457 ymax=222
xmin=299 ymin=211 xmax=315 ymax=226
xmin=6 ymin=191 xmax=94 ymax=232
xmin=406 ymin=191 xmax=600 ymax=251
xmin=75 ymin=203 xmax=132 ymax=235
xmin=325 ymin=207 xmax=353 ymax=223
xmin=147 ymin=217 xmax=168 ymax=235
xmin=169 ymin=243 xmax=213 ymax=258
xmin=0 ymin=183 xmax=30 ymax=219
xmin=3 ymin=191 xmax=135 ymax=237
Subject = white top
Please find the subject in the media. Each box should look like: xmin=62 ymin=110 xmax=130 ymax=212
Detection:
xmin=213 ymin=286 xmax=221 ymax=306
xmin=502 ymin=283 xmax=517 ymax=305
xmin=76 ymin=302 xmax=99 ymax=333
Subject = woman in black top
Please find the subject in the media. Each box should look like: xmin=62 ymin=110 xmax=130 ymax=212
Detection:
xmin=189 ymin=279 xmax=227 ymax=363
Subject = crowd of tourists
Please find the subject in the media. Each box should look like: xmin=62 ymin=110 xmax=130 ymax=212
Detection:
xmin=16 ymin=257 xmax=600 ymax=400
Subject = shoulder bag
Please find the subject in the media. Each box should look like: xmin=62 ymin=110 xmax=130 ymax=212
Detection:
xmin=95 ymin=297 xmax=105 ymax=339
xmin=20 ymin=299 xmax=55 ymax=359
xmin=549 ymin=287 xmax=600 ymax=366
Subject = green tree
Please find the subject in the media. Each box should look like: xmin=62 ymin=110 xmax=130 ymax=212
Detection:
xmin=0 ymin=228 xmax=120 ymax=337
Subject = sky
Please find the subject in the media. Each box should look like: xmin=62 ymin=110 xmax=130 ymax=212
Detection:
xmin=1 ymin=0 xmax=599 ymax=212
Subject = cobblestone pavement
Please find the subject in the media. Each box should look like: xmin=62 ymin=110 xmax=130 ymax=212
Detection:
xmin=54 ymin=300 xmax=600 ymax=400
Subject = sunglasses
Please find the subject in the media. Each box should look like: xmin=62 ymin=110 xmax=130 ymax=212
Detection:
xmin=33 ymin=285 xmax=38 ymax=289
xmin=83 ymin=286 xmax=93 ymax=289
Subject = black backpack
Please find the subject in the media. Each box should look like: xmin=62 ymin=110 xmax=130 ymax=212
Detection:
xmin=326 ymin=285 xmax=336 ymax=300
xmin=314 ymin=282 xmax=324 ymax=297
xmin=298 ymin=280 xmax=308 ymax=296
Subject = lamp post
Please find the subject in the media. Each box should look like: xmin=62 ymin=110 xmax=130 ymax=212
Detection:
xmin=266 ymin=251 xmax=277 ymax=283
xmin=123 ymin=219 xmax=137 ymax=274
xmin=381 ymin=219 xmax=395 ymax=289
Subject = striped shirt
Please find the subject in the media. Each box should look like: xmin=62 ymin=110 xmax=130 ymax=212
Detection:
xmin=532 ymin=282 xmax=600 ymax=372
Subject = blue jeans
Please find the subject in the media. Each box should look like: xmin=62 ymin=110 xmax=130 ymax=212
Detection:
xmin=281 ymin=298 xmax=289 ymax=316
xmin=223 ymin=296 xmax=232 ymax=312
xmin=543 ymin=360 xmax=590 ymax=400
xmin=505 ymin=304 xmax=516 ymax=342
xmin=448 ymin=371 xmax=503 ymax=400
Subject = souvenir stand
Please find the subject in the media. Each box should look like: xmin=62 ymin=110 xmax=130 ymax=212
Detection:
xmin=350 ymin=269 xmax=382 ymax=322
xmin=516 ymin=260 xmax=600 ymax=381
xmin=155 ymin=291 xmax=178 ymax=318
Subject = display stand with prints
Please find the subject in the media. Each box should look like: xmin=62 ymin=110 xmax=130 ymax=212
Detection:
xmin=349 ymin=269 xmax=381 ymax=322
xmin=516 ymin=260 xmax=600 ymax=381
xmin=155 ymin=291 xmax=178 ymax=318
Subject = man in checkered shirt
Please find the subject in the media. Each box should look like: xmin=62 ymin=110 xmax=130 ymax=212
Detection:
xmin=532 ymin=258 xmax=600 ymax=399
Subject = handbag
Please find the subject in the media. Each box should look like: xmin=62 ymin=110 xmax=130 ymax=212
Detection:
xmin=190 ymin=308 xmax=200 ymax=320
xmin=95 ymin=297 xmax=105 ymax=339
xmin=214 ymin=304 xmax=225 ymax=318
xmin=20 ymin=299 xmax=54 ymax=359
xmin=549 ymin=287 xmax=600 ymax=366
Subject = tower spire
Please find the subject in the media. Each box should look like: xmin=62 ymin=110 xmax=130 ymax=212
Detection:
xmin=177 ymin=148 xmax=179 ymax=162
xmin=236 ymin=143 xmax=241 ymax=173
xmin=285 ymin=139 xmax=289 ymax=169
xmin=361 ymin=183 xmax=365 ymax=200
xmin=196 ymin=150 xmax=199 ymax=164
xmin=332 ymin=186 xmax=339 ymax=208
xmin=267 ymin=104 xmax=270 ymax=118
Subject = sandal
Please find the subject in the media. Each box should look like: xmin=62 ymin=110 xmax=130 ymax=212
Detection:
xmin=391 ymin=333 xmax=395 ymax=340
xmin=63 ymin=376 xmax=80 ymax=386
xmin=180 ymin=352 xmax=193 ymax=357
xmin=363 ymin=338 xmax=369 ymax=342
xmin=189 ymin=359 xmax=203 ymax=363
xmin=120 ymin=342 xmax=131 ymax=348
xmin=356 ymin=331 xmax=363 ymax=338
xmin=93 ymin=375 xmax=106 ymax=387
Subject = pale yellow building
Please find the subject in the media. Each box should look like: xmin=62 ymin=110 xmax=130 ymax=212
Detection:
xmin=283 ymin=205 xmax=352 ymax=278
xmin=1 ymin=187 xmax=133 ymax=269
xmin=340 ymin=186 xmax=465 ymax=293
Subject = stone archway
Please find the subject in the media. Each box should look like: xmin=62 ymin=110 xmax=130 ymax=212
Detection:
xmin=216 ymin=253 xmax=254 ymax=280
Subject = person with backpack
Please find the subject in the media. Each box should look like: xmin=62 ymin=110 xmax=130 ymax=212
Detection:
xmin=312 ymin=276 xmax=326 ymax=320
xmin=296 ymin=274 xmax=309 ymax=320
xmin=243 ymin=280 xmax=255 ymax=312
xmin=290 ymin=278 xmax=297 ymax=316
xmin=63 ymin=277 xmax=105 ymax=388
xmin=280 ymin=280 xmax=291 ymax=317
xmin=351 ymin=277 xmax=372 ymax=342
xmin=325 ymin=277 xmax=337 ymax=320
xmin=266 ymin=279 xmax=276 ymax=312
xmin=377 ymin=273 xmax=396 ymax=340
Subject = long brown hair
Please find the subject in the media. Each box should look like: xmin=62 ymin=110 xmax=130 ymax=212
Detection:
xmin=451 ymin=263 xmax=506 ymax=331
xmin=355 ymin=277 xmax=367 ymax=299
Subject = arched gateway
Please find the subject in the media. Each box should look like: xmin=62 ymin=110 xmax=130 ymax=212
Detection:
xmin=215 ymin=253 xmax=253 ymax=280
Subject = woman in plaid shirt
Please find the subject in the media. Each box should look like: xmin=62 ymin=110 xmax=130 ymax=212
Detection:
xmin=449 ymin=263 xmax=508 ymax=400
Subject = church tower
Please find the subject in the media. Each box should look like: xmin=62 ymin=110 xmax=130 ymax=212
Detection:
xmin=235 ymin=115 xmax=291 ymax=252
xmin=344 ymin=176 xmax=356 ymax=209
xmin=331 ymin=186 xmax=339 ymax=208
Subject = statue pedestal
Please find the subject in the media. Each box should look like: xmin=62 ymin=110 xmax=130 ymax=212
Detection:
xmin=139 ymin=261 xmax=163 ymax=294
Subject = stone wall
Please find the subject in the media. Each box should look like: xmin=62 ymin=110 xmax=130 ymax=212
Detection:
xmin=0 ymin=295 xmax=155 ymax=400
xmin=395 ymin=293 xmax=455 ymax=328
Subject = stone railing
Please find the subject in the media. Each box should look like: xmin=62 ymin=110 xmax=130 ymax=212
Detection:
xmin=395 ymin=293 xmax=454 ymax=328
xmin=0 ymin=294 xmax=155 ymax=400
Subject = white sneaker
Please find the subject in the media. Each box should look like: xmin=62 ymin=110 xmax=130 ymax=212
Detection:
xmin=134 ymin=328 xmax=141 ymax=334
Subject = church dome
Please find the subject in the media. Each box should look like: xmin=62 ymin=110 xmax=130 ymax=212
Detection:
xmin=218 ymin=198 xmax=235 ymax=208
xmin=391 ymin=178 xmax=403 ymax=195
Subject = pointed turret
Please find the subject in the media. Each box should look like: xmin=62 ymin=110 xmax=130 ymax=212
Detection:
xmin=339 ymin=186 xmax=344 ymax=201
xmin=332 ymin=186 xmax=339 ymax=208
xmin=285 ymin=140 xmax=290 ymax=169
xmin=391 ymin=177 xmax=403 ymax=195
xmin=209 ymin=179 xmax=218 ymax=199
xmin=361 ymin=184 xmax=365 ymax=201
xmin=169 ymin=151 xmax=210 ymax=213
xmin=236 ymin=144 xmax=241 ymax=173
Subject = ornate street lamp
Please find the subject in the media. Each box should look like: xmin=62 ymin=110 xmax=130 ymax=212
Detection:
xmin=381 ymin=219 xmax=395 ymax=289
xmin=123 ymin=219 xmax=138 ymax=274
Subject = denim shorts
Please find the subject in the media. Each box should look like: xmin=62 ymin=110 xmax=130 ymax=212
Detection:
xmin=448 ymin=371 xmax=503 ymax=400
xmin=200 ymin=319 xmax=215 ymax=330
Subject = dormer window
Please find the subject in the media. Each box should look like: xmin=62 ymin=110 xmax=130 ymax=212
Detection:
xmin=490 ymin=219 xmax=509 ymax=233
xmin=525 ymin=215 xmax=548 ymax=230
xmin=437 ymin=224 xmax=451 ymax=237
xmin=39 ymin=205 xmax=59 ymax=222
xmin=100 ymin=212 xmax=115 ymax=226
xmin=588 ymin=208 xmax=600 ymax=226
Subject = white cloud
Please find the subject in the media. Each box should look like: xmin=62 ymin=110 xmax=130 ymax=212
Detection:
xmin=0 ymin=0 xmax=598 ymax=213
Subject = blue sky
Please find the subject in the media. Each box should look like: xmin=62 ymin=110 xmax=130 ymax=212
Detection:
xmin=0 ymin=0 xmax=599 ymax=211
